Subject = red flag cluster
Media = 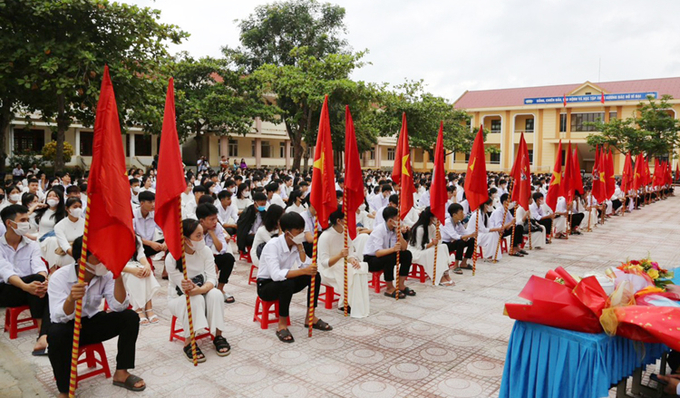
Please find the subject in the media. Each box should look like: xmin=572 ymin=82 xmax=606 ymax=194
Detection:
xmin=511 ymin=133 xmax=531 ymax=210
xmin=310 ymin=96 xmax=338 ymax=229
xmin=392 ymin=113 xmax=416 ymax=220
xmin=465 ymin=126 xmax=489 ymax=212
xmin=429 ymin=122 xmax=448 ymax=223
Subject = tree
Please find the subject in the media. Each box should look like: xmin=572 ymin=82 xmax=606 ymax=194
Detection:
xmin=224 ymin=0 xmax=348 ymax=72
xmin=5 ymin=0 xmax=187 ymax=172
xmin=587 ymin=95 xmax=680 ymax=158
xmin=169 ymin=54 xmax=280 ymax=157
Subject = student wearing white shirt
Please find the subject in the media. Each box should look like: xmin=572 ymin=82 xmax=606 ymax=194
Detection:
xmin=235 ymin=192 xmax=268 ymax=253
xmin=0 ymin=205 xmax=50 ymax=354
xmin=373 ymin=194 xmax=399 ymax=229
xmin=251 ymin=204 xmax=284 ymax=266
xmin=37 ymin=188 xmax=67 ymax=270
xmin=167 ymin=219 xmax=231 ymax=362
xmin=370 ymin=184 xmax=391 ymax=214
xmin=133 ymin=191 xmax=167 ymax=259
xmin=234 ymin=183 xmax=253 ymax=215
xmin=284 ymin=190 xmax=307 ymax=215
xmin=129 ymin=178 xmax=141 ymax=205
xmin=48 ymin=237 xmax=145 ymax=395
xmin=267 ymin=182 xmax=286 ymax=208
xmin=257 ymin=212 xmax=330 ymax=343
xmin=529 ymin=192 xmax=555 ymax=243
xmin=465 ymin=199 xmax=500 ymax=261
xmin=489 ymin=194 xmax=525 ymax=257
xmin=407 ymin=207 xmax=453 ymax=286
xmin=197 ymin=204 xmax=236 ymax=303
xmin=216 ymin=190 xmax=239 ymax=235
xmin=182 ymin=185 xmax=206 ymax=220
xmin=363 ymin=206 xmax=415 ymax=299
xmin=441 ymin=203 xmax=476 ymax=273
xmin=53 ymin=197 xmax=85 ymax=266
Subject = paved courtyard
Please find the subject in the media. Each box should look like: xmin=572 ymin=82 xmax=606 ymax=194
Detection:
xmin=2 ymin=196 xmax=679 ymax=398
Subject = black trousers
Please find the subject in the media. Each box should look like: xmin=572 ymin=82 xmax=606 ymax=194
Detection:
xmin=444 ymin=239 xmax=475 ymax=261
xmin=612 ymin=199 xmax=622 ymax=212
xmin=570 ymin=213 xmax=584 ymax=229
xmin=256 ymin=274 xmax=320 ymax=318
xmin=537 ymin=219 xmax=553 ymax=236
xmin=224 ymin=227 xmax=236 ymax=236
xmin=364 ymin=251 xmax=412 ymax=282
xmin=48 ymin=309 xmax=139 ymax=393
xmin=669 ymin=350 xmax=680 ymax=373
xmin=302 ymin=242 xmax=313 ymax=258
xmin=0 ymin=274 xmax=50 ymax=335
xmin=142 ymin=239 xmax=165 ymax=258
xmin=215 ymin=253 xmax=235 ymax=284
xmin=502 ymin=224 xmax=524 ymax=246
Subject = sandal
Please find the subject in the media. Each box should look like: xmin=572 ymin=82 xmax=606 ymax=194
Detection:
xmin=183 ymin=343 xmax=207 ymax=363
xmin=519 ymin=249 xmax=529 ymax=255
xmin=384 ymin=290 xmax=406 ymax=299
xmin=402 ymin=287 xmax=416 ymax=297
xmin=136 ymin=310 xmax=149 ymax=326
xmin=451 ymin=267 xmax=463 ymax=275
xmin=509 ymin=252 xmax=524 ymax=257
xmin=213 ymin=335 xmax=231 ymax=356
xmin=276 ymin=328 xmax=295 ymax=343
xmin=305 ymin=319 xmax=333 ymax=331
xmin=147 ymin=314 xmax=159 ymax=324
xmin=113 ymin=374 xmax=146 ymax=391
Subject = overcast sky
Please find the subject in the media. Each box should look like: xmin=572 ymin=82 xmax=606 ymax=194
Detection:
xmin=124 ymin=0 xmax=680 ymax=102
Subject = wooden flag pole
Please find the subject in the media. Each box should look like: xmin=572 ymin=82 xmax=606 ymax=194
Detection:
xmin=308 ymin=219 xmax=319 ymax=337
xmin=342 ymin=186 xmax=349 ymax=317
xmin=472 ymin=208 xmax=479 ymax=276
xmin=179 ymin=200 xmax=198 ymax=366
xmin=67 ymin=196 xmax=92 ymax=398
xmin=621 ymin=193 xmax=626 ymax=217
xmin=395 ymin=195 xmax=401 ymax=301
xmin=432 ymin=223 xmax=440 ymax=286
xmin=528 ymin=217 xmax=533 ymax=250
xmin=586 ymin=193 xmax=593 ymax=232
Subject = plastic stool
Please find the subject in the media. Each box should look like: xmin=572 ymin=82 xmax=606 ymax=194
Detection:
xmin=368 ymin=272 xmax=386 ymax=293
xmin=408 ymin=264 xmax=427 ymax=283
xmin=253 ymin=297 xmax=289 ymax=330
xmin=4 ymin=306 xmax=38 ymax=339
xmin=319 ymin=284 xmax=340 ymax=309
xmin=239 ymin=248 xmax=252 ymax=263
xmin=248 ymin=264 xmax=258 ymax=285
xmin=169 ymin=316 xmax=213 ymax=342
xmin=501 ymin=238 xmax=508 ymax=254
xmin=75 ymin=343 xmax=111 ymax=388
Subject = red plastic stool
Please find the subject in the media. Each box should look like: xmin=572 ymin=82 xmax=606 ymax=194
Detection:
xmin=4 ymin=306 xmax=38 ymax=339
xmin=408 ymin=263 xmax=427 ymax=283
xmin=169 ymin=316 xmax=214 ymax=342
xmin=318 ymin=284 xmax=340 ymax=309
xmin=368 ymin=271 xmax=386 ymax=293
xmin=75 ymin=343 xmax=111 ymax=388
xmin=501 ymin=238 xmax=508 ymax=254
xmin=253 ymin=297 xmax=289 ymax=330
xmin=475 ymin=246 xmax=484 ymax=260
xmin=248 ymin=264 xmax=258 ymax=285
xmin=146 ymin=257 xmax=155 ymax=271
xmin=239 ymin=248 xmax=252 ymax=263
xmin=103 ymin=301 xmax=132 ymax=312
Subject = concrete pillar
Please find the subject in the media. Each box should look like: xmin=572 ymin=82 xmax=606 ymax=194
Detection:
xmin=220 ymin=137 xmax=229 ymax=158
xmin=536 ymin=110 xmax=543 ymax=168
xmin=74 ymin=129 xmax=81 ymax=157
xmin=566 ymin=108 xmax=572 ymax=140
xmin=255 ymin=138 xmax=262 ymax=168
xmin=129 ymin=133 xmax=135 ymax=159
xmin=375 ymin=144 xmax=381 ymax=168
xmin=285 ymin=140 xmax=291 ymax=169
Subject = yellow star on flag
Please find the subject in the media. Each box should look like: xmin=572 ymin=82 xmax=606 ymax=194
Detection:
xmin=313 ymin=149 xmax=324 ymax=172
xmin=550 ymin=170 xmax=561 ymax=185
xmin=599 ymin=171 xmax=605 ymax=183
xmin=469 ymin=158 xmax=476 ymax=172
xmin=401 ymin=154 xmax=411 ymax=176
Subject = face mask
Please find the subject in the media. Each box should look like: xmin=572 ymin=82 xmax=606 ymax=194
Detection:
xmin=257 ymin=205 xmax=266 ymax=212
xmin=0 ymin=195 xmax=4 ymax=201
xmin=11 ymin=221 xmax=30 ymax=236
xmin=16 ymin=183 xmax=23 ymax=190
xmin=229 ymin=187 xmax=236 ymax=193
xmin=493 ymin=193 xmax=499 ymax=199
xmin=9 ymin=193 xmax=21 ymax=202
xmin=508 ymin=203 xmax=515 ymax=210
xmin=132 ymin=186 xmax=140 ymax=193
xmin=86 ymin=261 xmax=109 ymax=276
xmin=243 ymin=191 xmax=251 ymax=198
xmin=47 ymin=199 xmax=59 ymax=207
xmin=70 ymin=208 xmax=83 ymax=218
xmin=189 ymin=239 xmax=205 ymax=252
xmin=288 ymin=231 xmax=306 ymax=245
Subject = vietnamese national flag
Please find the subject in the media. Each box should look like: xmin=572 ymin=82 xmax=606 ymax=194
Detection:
xmin=391 ymin=113 xmax=416 ymax=220
xmin=563 ymin=142 xmax=573 ymax=203
xmin=516 ymin=153 xmax=532 ymax=210
xmin=633 ymin=153 xmax=645 ymax=191
xmin=310 ymin=95 xmax=338 ymax=229
xmin=430 ymin=121 xmax=448 ymax=223
xmin=155 ymin=78 xmax=188 ymax=261
xmin=563 ymin=94 xmax=567 ymax=107
xmin=591 ymin=147 xmax=606 ymax=203
xmin=545 ymin=140 xmax=563 ymax=211
xmin=571 ymin=147 xmax=583 ymax=196
xmin=87 ymin=65 xmax=136 ymax=277
xmin=464 ymin=126 xmax=488 ymax=212
xmin=605 ymin=149 xmax=615 ymax=198
xmin=653 ymin=158 xmax=661 ymax=186
xmin=643 ymin=156 xmax=652 ymax=186
xmin=601 ymin=91 xmax=605 ymax=104
xmin=343 ymin=106 xmax=364 ymax=240
xmin=510 ymin=132 xmax=528 ymax=183
xmin=621 ymin=152 xmax=633 ymax=192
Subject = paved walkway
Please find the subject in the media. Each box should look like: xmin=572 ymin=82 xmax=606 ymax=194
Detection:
xmin=1 ymin=196 xmax=678 ymax=397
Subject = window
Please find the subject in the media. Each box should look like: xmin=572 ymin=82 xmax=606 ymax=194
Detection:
xmin=490 ymin=152 xmax=500 ymax=164
xmin=609 ymin=112 xmax=617 ymax=121
xmin=571 ymin=112 xmax=604 ymax=132
xmin=228 ymin=139 xmax=238 ymax=157
xmin=261 ymin=141 xmax=271 ymax=158
xmin=528 ymin=150 xmax=534 ymax=165
xmin=490 ymin=119 xmax=501 ymax=133
xmin=559 ymin=114 xmax=567 ymax=132
xmin=251 ymin=141 xmax=255 ymax=157
xmin=280 ymin=142 xmax=286 ymax=158
xmin=289 ymin=144 xmax=294 ymax=159
xmin=134 ymin=134 xmax=152 ymax=156
xmin=369 ymin=150 xmax=375 ymax=160
xmin=561 ymin=150 xmax=566 ymax=166
xmin=525 ymin=118 xmax=534 ymax=132
xmin=387 ymin=148 xmax=395 ymax=161
xmin=14 ymin=129 xmax=45 ymax=153
xmin=80 ymin=131 xmax=94 ymax=156
xmin=465 ymin=153 xmax=471 ymax=162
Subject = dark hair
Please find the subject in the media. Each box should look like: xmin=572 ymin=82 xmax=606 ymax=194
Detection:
xmin=409 ymin=207 xmax=433 ymax=249
xmin=36 ymin=188 xmax=66 ymax=225
xmin=388 ymin=194 xmax=399 ymax=205
xmin=381 ymin=184 xmax=392 ymax=193
xmin=175 ymin=219 xmax=200 ymax=272
xmin=265 ymin=182 xmax=278 ymax=193
xmin=500 ymin=193 xmax=509 ymax=203
xmin=252 ymin=192 xmax=267 ymax=203
xmin=21 ymin=193 xmax=36 ymax=207
xmin=27 ymin=178 xmax=39 ymax=185
xmin=138 ymin=191 xmax=155 ymax=203
xmin=236 ymin=183 xmax=249 ymax=199
xmin=532 ymin=192 xmax=544 ymax=202
xmin=129 ymin=178 xmax=140 ymax=186
xmin=448 ymin=202 xmax=463 ymax=216
xmin=447 ymin=185 xmax=456 ymax=193
xmin=66 ymin=185 xmax=80 ymax=195
xmin=286 ymin=190 xmax=303 ymax=208
xmin=1 ymin=204 xmax=29 ymax=227
xmin=263 ymin=204 xmax=284 ymax=232
xmin=65 ymin=197 xmax=82 ymax=209
xmin=196 ymin=203 xmax=218 ymax=220
xmin=71 ymin=236 xmax=87 ymax=271
xmin=4 ymin=184 xmax=19 ymax=196
xmin=198 ymin=195 xmax=214 ymax=205
xmin=217 ymin=190 xmax=232 ymax=200
xmin=382 ymin=206 xmax=398 ymax=221
xmin=328 ymin=207 xmax=344 ymax=226
xmin=193 ymin=185 xmax=207 ymax=194
xmin=279 ymin=212 xmax=305 ymax=232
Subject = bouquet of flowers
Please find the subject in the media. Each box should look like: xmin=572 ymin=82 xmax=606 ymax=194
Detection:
xmin=615 ymin=257 xmax=673 ymax=289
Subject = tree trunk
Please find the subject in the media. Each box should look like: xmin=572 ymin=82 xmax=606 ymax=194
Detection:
xmin=54 ymin=93 xmax=68 ymax=173
xmin=0 ymin=98 xmax=13 ymax=174
xmin=286 ymin=120 xmax=303 ymax=171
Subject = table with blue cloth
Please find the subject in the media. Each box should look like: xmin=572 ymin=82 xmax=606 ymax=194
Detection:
xmin=499 ymin=321 xmax=669 ymax=398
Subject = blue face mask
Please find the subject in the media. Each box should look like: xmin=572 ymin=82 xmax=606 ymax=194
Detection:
xmin=257 ymin=206 xmax=266 ymax=212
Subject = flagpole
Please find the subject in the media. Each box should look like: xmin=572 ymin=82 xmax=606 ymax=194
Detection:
xmin=395 ymin=195 xmax=401 ymax=300
xmin=586 ymin=193 xmax=593 ymax=231
xmin=433 ymin=223 xmax=439 ymax=286
xmin=308 ymin=219 xmax=319 ymax=337
xmin=528 ymin=216 xmax=533 ymax=250
xmin=179 ymin=200 xmax=198 ymax=366
xmin=507 ymin=178 xmax=515 ymax=256
xmin=472 ymin=208 xmax=479 ymax=276
xmin=342 ymin=186 xmax=349 ymax=317
xmin=67 ymin=196 xmax=92 ymax=398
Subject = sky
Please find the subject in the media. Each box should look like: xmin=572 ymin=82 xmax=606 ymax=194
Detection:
xmin=123 ymin=0 xmax=680 ymax=103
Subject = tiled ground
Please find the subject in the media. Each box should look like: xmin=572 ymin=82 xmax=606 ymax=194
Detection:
xmin=2 ymin=196 xmax=679 ymax=397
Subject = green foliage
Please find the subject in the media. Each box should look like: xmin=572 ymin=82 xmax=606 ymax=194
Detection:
xmin=586 ymin=95 xmax=680 ymax=158
xmin=41 ymin=141 xmax=73 ymax=163
xmin=8 ymin=151 xmax=46 ymax=171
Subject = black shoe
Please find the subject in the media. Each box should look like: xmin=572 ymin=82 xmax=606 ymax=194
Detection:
xmin=338 ymin=306 xmax=351 ymax=313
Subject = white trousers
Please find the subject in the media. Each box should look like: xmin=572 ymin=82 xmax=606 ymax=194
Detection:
xmin=122 ymin=262 xmax=160 ymax=310
xmin=321 ymin=261 xmax=370 ymax=318
xmin=168 ymin=288 xmax=225 ymax=337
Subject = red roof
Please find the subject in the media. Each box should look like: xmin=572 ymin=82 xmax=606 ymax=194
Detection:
xmin=454 ymin=77 xmax=680 ymax=109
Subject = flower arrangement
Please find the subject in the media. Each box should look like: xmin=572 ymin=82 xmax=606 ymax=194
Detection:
xmin=616 ymin=257 xmax=673 ymax=288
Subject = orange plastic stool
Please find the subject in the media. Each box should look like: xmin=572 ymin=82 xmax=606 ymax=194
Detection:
xmin=248 ymin=264 xmax=258 ymax=285
xmin=368 ymin=271 xmax=387 ymax=293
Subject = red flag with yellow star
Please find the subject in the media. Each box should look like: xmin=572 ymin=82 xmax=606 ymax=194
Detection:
xmin=545 ymin=140 xmax=563 ymax=211
xmin=391 ymin=113 xmax=415 ymax=220
xmin=563 ymin=142 xmax=574 ymax=203
xmin=430 ymin=121 xmax=447 ymax=223
xmin=621 ymin=152 xmax=633 ymax=192
xmin=591 ymin=146 xmax=606 ymax=203
xmin=516 ymin=153 xmax=531 ymax=210
xmin=605 ymin=149 xmax=615 ymax=198
xmin=464 ymin=126 xmax=488 ymax=212
xmin=633 ymin=153 xmax=645 ymax=191
xmin=310 ymin=95 xmax=337 ymax=229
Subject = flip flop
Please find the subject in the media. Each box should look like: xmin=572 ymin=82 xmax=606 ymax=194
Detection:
xmin=450 ymin=267 xmax=463 ymax=274
xmin=276 ymin=328 xmax=295 ymax=343
xmin=112 ymin=374 xmax=146 ymax=392
xmin=509 ymin=252 xmax=524 ymax=257
xmin=305 ymin=319 xmax=333 ymax=331
xmin=32 ymin=348 xmax=48 ymax=357
xmin=384 ymin=290 xmax=406 ymax=299
xmin=401 ymin=287 xmax=416 ymax=296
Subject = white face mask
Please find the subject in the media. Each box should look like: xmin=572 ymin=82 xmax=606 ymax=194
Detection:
xmin=47 ymin=199 xmax=59 ymax=207
xmin=508 ymin=202 xmax=515 ymax=210
xmin=243 ymin=191 xmax=251 ymax=198
xmin=189 ymin=239 xmax=205 ymax=252
xmin=288 ymin=231 xmax=306 ymax=245
xmin=86 ymin=261 xmax=108 ymax=276
xmin=132 ymin=186 xmax=140 ymax=194
xmin=11 ymin=221 xmax=30 ymax=236
xmin=9 ymin=193 xmax=21 ymax=202
xmin=70 ymin=208 xmax=83 ymax=218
